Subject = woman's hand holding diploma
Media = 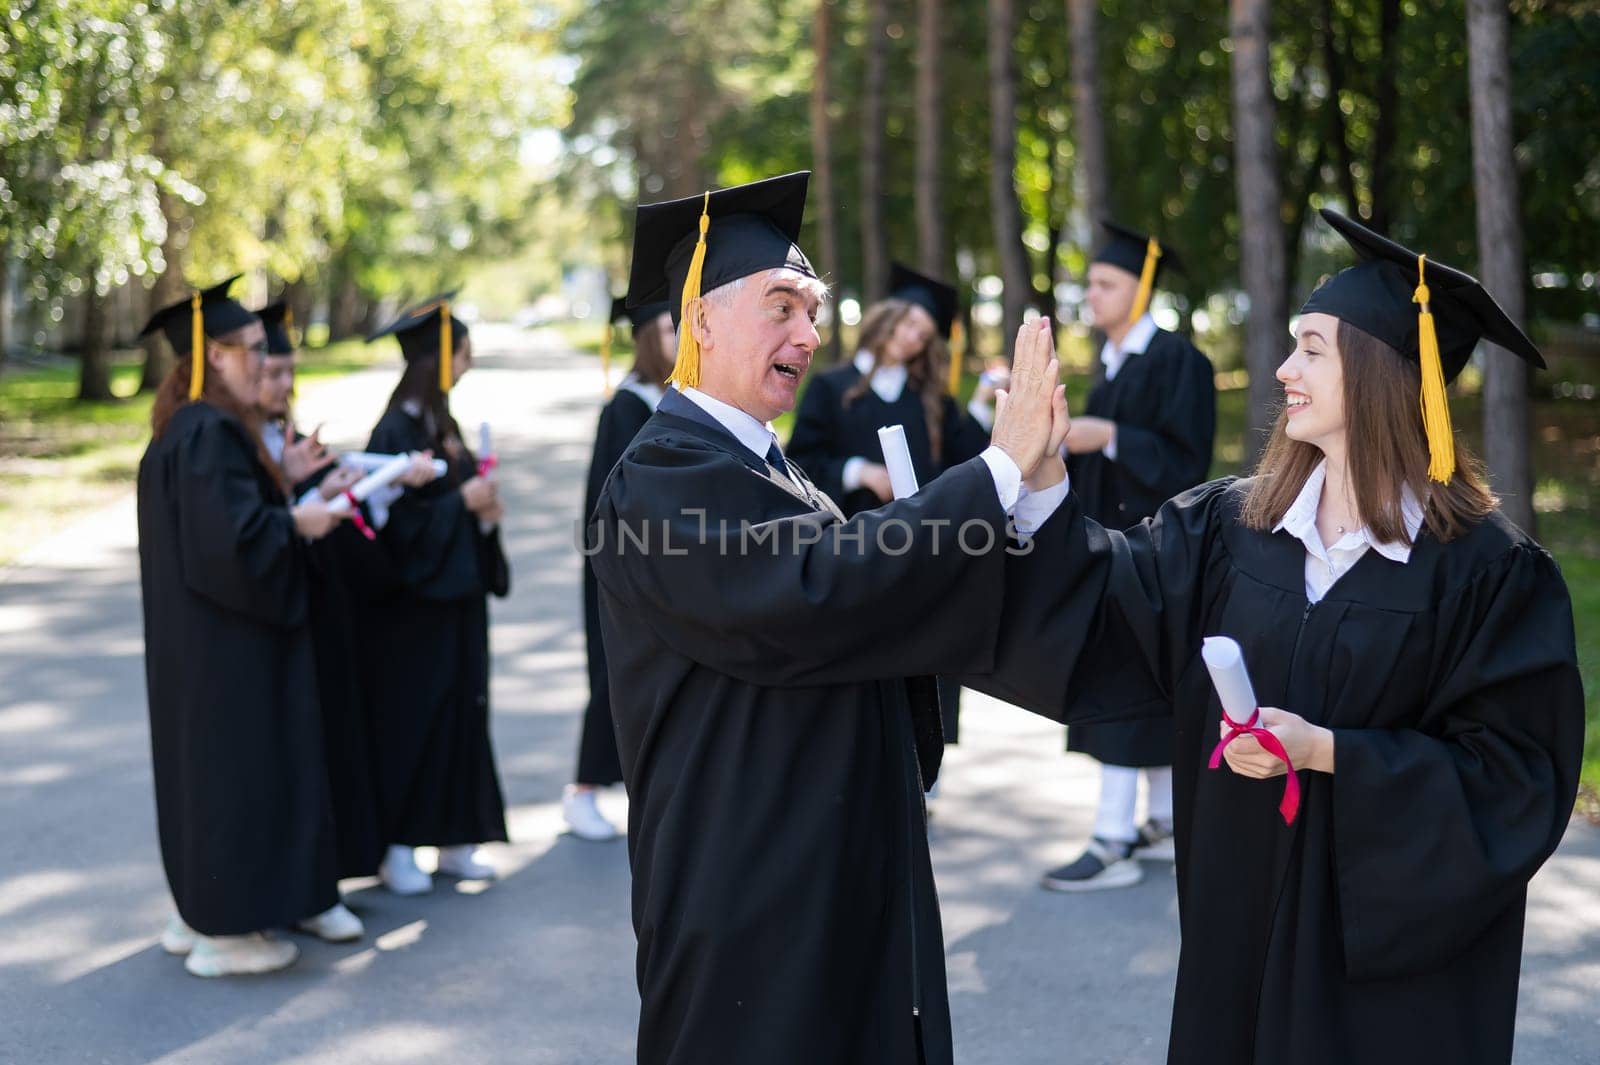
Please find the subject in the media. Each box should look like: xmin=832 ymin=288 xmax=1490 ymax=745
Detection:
xmin=1220 ymin=708 xmax=1336 ymax=779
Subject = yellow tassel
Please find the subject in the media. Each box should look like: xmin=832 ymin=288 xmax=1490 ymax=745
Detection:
xmin=947 ymin=319 xmax=965 ymax=396
xmin=188 ymin=290 xmax=204 ymax=400
xmin=283 ymin=304 xmax=296 ymax=348
xmin=600 ymin=320 xmax=615 ymax=399
xmin=1413 ymin=254 xmax=1455 ymax=483
xmin=666 ymin=192 xmax=712 ymax=391
xmin=1128 ymin=237 xmax=1162 ymax=326
xmin=439 ymin=299 xmax=453 ymax=393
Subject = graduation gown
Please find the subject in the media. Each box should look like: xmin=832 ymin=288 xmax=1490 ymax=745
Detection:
xmin=972 ymin=477 xmax=1584 ymax=1065
xmin=588 ymin=396 xmax=1016 ymax=1065
xmin=361 ymin=407 xmax=511 ymax=848
xmin=1065 ymin=327 xmax=1215 ymax=767
xmin=787 ymin=362 xmax=990 ymax=741
xmin=578 ymin=385 xmax=656 ymax=786
xmin=137 ymin=402 xmax=339 ymax=935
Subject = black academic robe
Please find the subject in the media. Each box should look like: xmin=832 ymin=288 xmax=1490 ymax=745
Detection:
xmin=588 ymin=395 xmax=1016 ymax=1065
xmin=1065 ymin=327 xmax=1215 ymax=767
xmin=578 ymin=386 xmax=655 ymax=786
xmin=787 ymin=362 xmax=991 ymax=742
xmin=972 ymin=477 xmax=1584 ymax=1065
xmin=361 ymin=407 xmax=511 ymax=848
xmin=137 ymin=402 xmax=339 ymax=935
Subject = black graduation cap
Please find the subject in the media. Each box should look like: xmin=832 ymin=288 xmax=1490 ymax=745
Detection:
xmin=138 ymin=275 xmax=258 ymax=400
xmin=627 ymin=171 xmax=815 ymax=327
xmin=610 ymin=294 xmax=671 ymax=331
xmin=1300 ymin=208 xmax=1545 ymax=483
xmin=138 ymin=275 xmax=257 ymax=359
xmin=888 ymin=262 xmax=958 ymax=340
xmin=1092 ymin=221 xmax=1181 ymax=281
xmin=367 ymin=292 xmax=470 ymax=392
xmin=1302 ymin=209 xmax=1543 ymax=380
xmin=256 ymin=300 xmax=296 ymax=356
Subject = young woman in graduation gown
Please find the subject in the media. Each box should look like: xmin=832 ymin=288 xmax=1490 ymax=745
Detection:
xmin=362 ymin=303 xmax=511 ymax=894
xmin=974 ymin=210 xmax=1585 ymax=1065
xmin=566 ymin=297 xmax=673 ymax=841
xmin=787 ymin=265 xmax=989 ymax=746
xmin=136 ymin=286 xmax=350 ymax=977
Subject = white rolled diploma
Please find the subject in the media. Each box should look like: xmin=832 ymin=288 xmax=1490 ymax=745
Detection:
xmin=327 ymin=453 xmax=413 ymax=515
xmin=1201 ymin=635 xmax=1259 ymax=727
xmin=877 ymin=424 xmax=920 ymax=500
xmin=477 ymin=422 xmax=496 ymax=533
xmin=341 ymin=451 xmax=448 ymax=478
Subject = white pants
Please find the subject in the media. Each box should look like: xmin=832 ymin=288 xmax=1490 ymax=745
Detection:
xmin=1091 ymin=764 xmax=1173 ymax=843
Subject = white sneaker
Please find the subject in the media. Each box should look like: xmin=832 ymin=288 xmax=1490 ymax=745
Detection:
xmin=436 ymin=845 xmax=496 ymax=880
xmin=161 ymin=915 xmax=197 ymax=956
xmin=184 ymin=932 xmax=299 ymax=978
xmin=295 ymin=901 xmax=364 ymax=942
xmin=379 ymin=845 xmax=433 ymax=895
xmin=562 ymin=787 xmax=620 ymax=842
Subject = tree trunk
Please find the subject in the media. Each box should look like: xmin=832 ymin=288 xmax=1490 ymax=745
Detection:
xmin=1368 ymin=0 xmax=1401 ymax=232
xmin=915 ymin=0 xmax=947 ymax=278
xmin=1067 ymin=0 xmax=1110 ymax=374
xmin=810 ymin=0 xmax=843 ymax=363
xmin=1467 ymin=0 xmax=1536 ymax=534
xmin=1318 ymin=0 xmax=1360 ymax=212
xmin=0 ymin=247 xmax=11 ymax=369
xmin=141 ymin=186 xmax=188 ymax=392
xmin=987 ymin=0 xmax=1031 ymax=360
xmin=78 ymin=275 xmax=115 ymax=402
xmin=1230 ymin=0 xmax=1290 ymax=466
xmin=861 ymin=0 xmax=891 ymax=304
xmin=328 ymin=271 xmax=363 ymax=343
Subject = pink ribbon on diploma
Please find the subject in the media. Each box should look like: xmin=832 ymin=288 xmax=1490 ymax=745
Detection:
xmin=343 ymin=491 xmax=376 ymax=541
xmin=477 ymin=454 xmax=497 ymax=477
xmin=1208 ymin=708 xmax=1300 ymax=825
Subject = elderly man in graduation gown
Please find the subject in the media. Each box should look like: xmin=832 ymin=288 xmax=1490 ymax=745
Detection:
xmin=586 ymin=172 xmax=1068 ymax=1065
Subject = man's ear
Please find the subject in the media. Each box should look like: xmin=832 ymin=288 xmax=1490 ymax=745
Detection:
xmin=204 ymin=340 xmax=227 ymax=370
xmin=686 ymin=297 xmax=713 ymax=353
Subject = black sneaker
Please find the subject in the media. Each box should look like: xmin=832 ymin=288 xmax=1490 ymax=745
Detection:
xmin=1131 ymin=818 xmax=1175 ymax=862
xmin=1040 ymin=837 xmax=1144 ymax=893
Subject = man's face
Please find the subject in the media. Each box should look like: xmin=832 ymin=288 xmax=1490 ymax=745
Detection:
xmin=1084 ymin=263 xmax=1138 ymax=329
xmin=257 ymin=354 xmax=295 ymax=418
xmin=695 ymin=268 xmax=821 ymax=423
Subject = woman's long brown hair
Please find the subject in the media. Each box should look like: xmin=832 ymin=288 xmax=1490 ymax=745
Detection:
xmin=630 ymin=313 xmax=675 ymax=387
xmin=383 ymin=353 xmax=473 ymax=467
xmin=1241 ymin=319 xmax=1495 ymax=545
xmin=151 ymin=349 xmax=292 ymax=498
xmin=842 ymin=298 xmax=951 ymax=462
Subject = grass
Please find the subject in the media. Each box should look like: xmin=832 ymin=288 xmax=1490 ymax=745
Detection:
xmin=0 ymin=339 xmax=378 ymax=566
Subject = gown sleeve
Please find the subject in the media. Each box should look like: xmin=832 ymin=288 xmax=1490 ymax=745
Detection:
xmin=963 ymin=478 xmax=1237 ymax=725
xmin=1111 ymin=343 xmax=1216 ymax=497
xmin=591 ymin=434 xmax=1012 ymax=689
xmin=174 ymin=414 xmax=307 ymax=628
xmin=1329 ymin=543 xmax=1585 ymax=980
xmin=785 ymin=373 xmax=852 ymax=502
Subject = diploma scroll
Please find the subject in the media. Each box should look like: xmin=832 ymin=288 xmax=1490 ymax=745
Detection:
xmin=1201 ymin=635 xmax=1301 ymax=825
xmin=476 ymin=422 xmax=498 ymax=533
xmin=877 ymin=425 xmax=920 ymax=500
xmin=327 ymin=453 xmax=413 ymax=514
xmin=342 ymin=451 xmax=448 ymax=478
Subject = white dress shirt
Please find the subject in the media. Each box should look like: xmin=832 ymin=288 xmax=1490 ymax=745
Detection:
xmin=842 ymin=350 xmax=909 ymax=491
xmin=1096 ymin=314 xmax=1158 ymax=462
xmin=1273 ymin=460 xmax=1425 ymax=603
xmin=617 ymin=372 xmax=665 ymax=411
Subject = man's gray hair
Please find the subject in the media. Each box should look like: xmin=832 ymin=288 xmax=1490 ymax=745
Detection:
xmin=701 ymin=269 xmax=830 ymax=311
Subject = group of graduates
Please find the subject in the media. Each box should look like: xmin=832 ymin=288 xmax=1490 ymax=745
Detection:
xmin=136 ymin=283 xmax=510 ymax=977
xmin=581 ymin=170 xmax=1585 ymax=1065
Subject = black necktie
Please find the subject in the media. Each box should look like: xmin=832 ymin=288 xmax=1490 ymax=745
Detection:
xmin=765 ymin=440 xmax=788 ymax=477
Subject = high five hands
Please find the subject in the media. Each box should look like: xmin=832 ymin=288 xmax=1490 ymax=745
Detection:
xmin=990 ymin=317 xmax=1070 ymax=490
